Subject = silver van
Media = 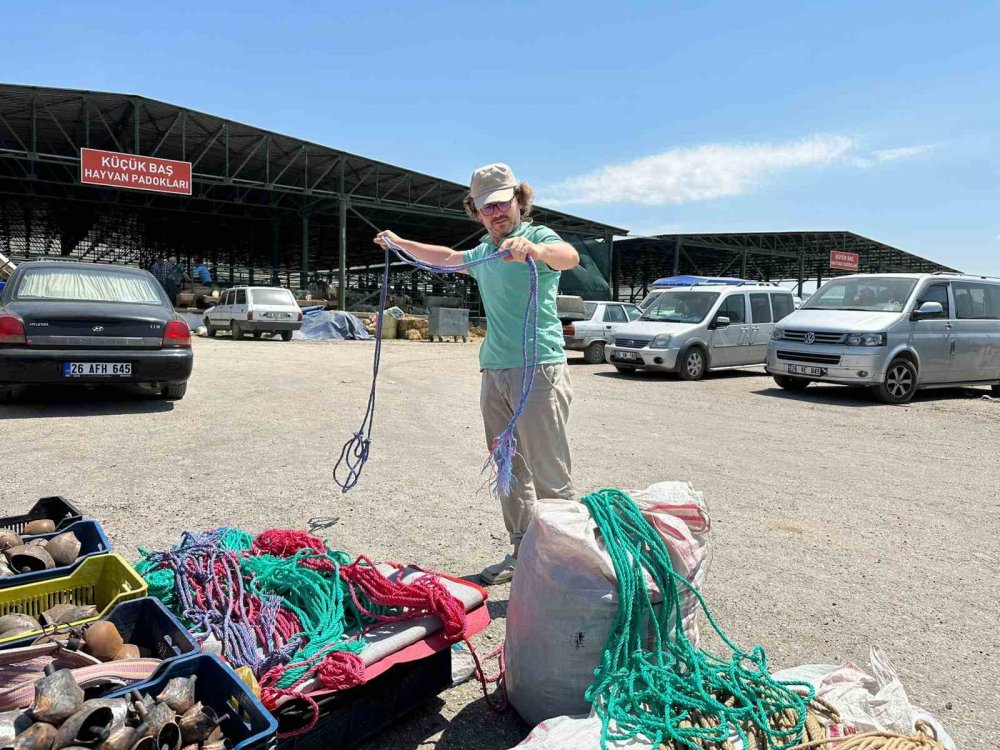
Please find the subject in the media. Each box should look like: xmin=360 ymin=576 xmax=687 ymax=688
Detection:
xmin=606 ymin=285 xmax=796 ymax=379
xmin=766 ymin=273 xmax=1000 ymax=404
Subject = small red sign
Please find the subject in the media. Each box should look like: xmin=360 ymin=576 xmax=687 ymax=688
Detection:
xmin=80 ymin=148 xmax=192 ymax=196
xmin=829 ymin=250 xmax=860 ymax=271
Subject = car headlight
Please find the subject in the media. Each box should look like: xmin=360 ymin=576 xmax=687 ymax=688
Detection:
xmin=771 ymin=328 xmax=783 ymax=341
xmin=846 ymin=332 xmax=887 ymax=347
xmin=649 ymin=334 xmax=672 ymax=349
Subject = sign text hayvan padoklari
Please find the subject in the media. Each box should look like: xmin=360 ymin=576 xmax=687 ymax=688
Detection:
xmin=80 ymin=148 xmax=192 ymax=195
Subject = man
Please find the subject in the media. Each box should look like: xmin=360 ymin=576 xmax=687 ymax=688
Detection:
xmin=375 ymin=163 xmax=579 ymax=585
xmin=192 ymin=259 xmax=213 ymax=285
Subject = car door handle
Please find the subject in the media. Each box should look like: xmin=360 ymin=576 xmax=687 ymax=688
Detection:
xmin=945 ymin=323 xmax=953 ymax=330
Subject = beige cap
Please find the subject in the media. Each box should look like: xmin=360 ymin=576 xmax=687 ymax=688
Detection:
xmin=470 ymin=163 xmax=517 ymax=209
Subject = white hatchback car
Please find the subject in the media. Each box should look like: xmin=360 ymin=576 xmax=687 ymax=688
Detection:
xmin=563 ymin=301 xmax=642 ymax=363
xmin=204 ymin=286 xmax=303 ymax=341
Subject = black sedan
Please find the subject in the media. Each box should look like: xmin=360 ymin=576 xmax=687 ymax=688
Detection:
xmin=0 ymin=261 xmax=193 ymax=404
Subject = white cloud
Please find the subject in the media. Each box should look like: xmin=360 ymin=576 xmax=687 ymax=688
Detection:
xmin=872 ymin=144 xmax=934 ymax=162
xmin=542 ymin=135 xmax=932 ymax=207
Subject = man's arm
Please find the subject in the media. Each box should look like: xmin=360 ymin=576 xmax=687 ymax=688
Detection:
xmin=500 ymin=236 xmax=580 ymax=271
xmin=374 ymin=230 xmax=467 ymax=267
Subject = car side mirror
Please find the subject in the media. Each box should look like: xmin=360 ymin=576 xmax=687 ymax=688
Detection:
xmin=713 ymin=315 xmax=731 ymax=329
xmin=912 ymin=301 xmax=943 ymax=319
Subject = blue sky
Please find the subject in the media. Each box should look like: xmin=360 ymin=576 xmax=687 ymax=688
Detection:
xmin=2 ymin=1 xmax=998 ymax=274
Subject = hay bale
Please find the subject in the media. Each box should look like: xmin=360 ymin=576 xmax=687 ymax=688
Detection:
xmin=470 ymin=326 xmax=486 ymax=338
xmin=404 ymin=329 xmax=423 ymax=341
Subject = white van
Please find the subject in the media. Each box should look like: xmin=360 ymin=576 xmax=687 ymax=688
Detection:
xmin=606 ymin=285 xmax=796 ymax=379
xmin=766 ymin=273 xmax=1000 ymax=403
xmin=204 ymin=286 xmax=303 ymax=341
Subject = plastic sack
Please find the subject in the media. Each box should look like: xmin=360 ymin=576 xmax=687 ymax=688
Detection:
xmin=770 ymin=646 xmax=955 ymax=749
xmin=505 ymin=482 xmax=712 ymax=727
xmin=511 ymin=713 xmax=651 ymax=750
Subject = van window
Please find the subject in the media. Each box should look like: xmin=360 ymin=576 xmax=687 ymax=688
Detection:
xmin=918 ymin=283 xmax=950 ymax=318
xmin=641 ymin=291 xmax=720 ymax=324
xmin=952 ymin=282 xmax=999 ymax=319
xmin=624 ymin=304 xmax=642 ymax=321
xmin=749 ymin=293 xmax=772 ymax=324
xmin=771 ymin=294 xmax=794 ymax=321
xmin=716 ymin=294 xmax=746 ymax=324
xmin=805 ymin=277 xmax=917 ymax=313
xmin=251 ymin=288 xmax=294 ymax=306
xmin=604 ymin=304 xmax=627 ymax=323
xmin=235 ymin=289 xmax=247 ymax=305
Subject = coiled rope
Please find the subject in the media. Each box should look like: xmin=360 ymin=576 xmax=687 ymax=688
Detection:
xmin=580 ymin=489 xmax=815 ymax=750
xmin=333 ymin=234 xmax=539 ymax=497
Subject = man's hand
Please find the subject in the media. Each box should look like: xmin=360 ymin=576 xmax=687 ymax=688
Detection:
xmin=500 ymin=236 xmax=544 ymax=264
xmin=373 ymin=230 xmax=403 ymax=250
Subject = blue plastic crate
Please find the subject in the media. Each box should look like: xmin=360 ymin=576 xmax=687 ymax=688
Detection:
xmin=0 ymin=596 xmax=199 ymax=664
xmin=105 ymin=654 xmax=277 ymax=750
xmin=0 ymin=520 xmax=111 ymax=588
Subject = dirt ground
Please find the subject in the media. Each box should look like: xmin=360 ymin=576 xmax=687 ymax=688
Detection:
xmin=2 ymin=337 xmax=997 ymax=749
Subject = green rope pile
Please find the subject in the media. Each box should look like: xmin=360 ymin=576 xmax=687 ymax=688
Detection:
xmin=581 ymin=489 xmax=814 ymax=750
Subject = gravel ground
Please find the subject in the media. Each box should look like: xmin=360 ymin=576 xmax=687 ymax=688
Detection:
xmin=2 ymin=337 xmax=998 ymax=749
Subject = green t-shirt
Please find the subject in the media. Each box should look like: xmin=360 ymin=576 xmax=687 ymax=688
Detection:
xmin=464 ymin=221 xmax=567 ymax=370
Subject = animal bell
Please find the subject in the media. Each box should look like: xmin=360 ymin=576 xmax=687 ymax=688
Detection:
xmin=97 ymin=724 xmax=140 ymax=750
xmin=13 ymin=721 xmax=58 ymax=750
xmin=154 ymin=723 xmax=180 ymax=750
xmin=28 ymin=669 xmax=85 ymax=726
xmin=23 ymin=521 xmax=56 ymax=535
xmin=50 ymin=607 xmax=98 ymax=626
xmin=0 ymin=613 xmax=42 ymax=640
xmin=82 ymin=623 xmax=124 ymax=662
xmin=39 ymin=604 xmax=79 ymax=628
xmin=127 ymin=738 xmax=154 ymax=750
xmin=1 ymin=711 xmax=35 ymax=750
xmin=0 ymin=560 xmax=14 ymax=578
xmin=5 ymin=546 xmax=55 ymax=574
xmin=77 ymin=702 xmax=130 ymax=731
xmin=111 ymin=645 xmax=140 ymax=661
xmin=131 ymin=704 xmax=172 ymax=738
xmin=44 ymin=533 xmax=81 ymax=567
xmin=0 ymin=530 xmax=22 ymax=552
xmin=53 ymin=705 xmax=114 ymax=749
xmin=155 ymin=678 xmax=196 ymax=714
xmin=177 ymin=704 xmax=218 ymax=745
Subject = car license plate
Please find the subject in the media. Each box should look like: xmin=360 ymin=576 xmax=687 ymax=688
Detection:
xmin=63 ymin=362 xmax=132 ymax=377
xmin=264 ymin=312 xmax=291 ymax=319
xmin=613 ymin=351 xmax=640 ymax=362
xmin=787 ymin=364 xmax=826 ymax=377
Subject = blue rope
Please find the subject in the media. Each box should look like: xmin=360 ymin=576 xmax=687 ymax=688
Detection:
xmin=333 ymin=235 xmax=539 ymax=497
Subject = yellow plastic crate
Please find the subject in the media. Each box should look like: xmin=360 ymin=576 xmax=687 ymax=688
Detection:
xmin=0 ymin=554 xmax=147 ymax=644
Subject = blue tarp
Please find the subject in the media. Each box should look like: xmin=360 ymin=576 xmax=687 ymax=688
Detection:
xmin=651 ymin=275 xmax=747 ymax=287
xmin=293 ymin=308 xmax=372 ymax=341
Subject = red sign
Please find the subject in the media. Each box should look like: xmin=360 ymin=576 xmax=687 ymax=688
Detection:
xmin=829 ymin=250 xmax=860 ymax=271
xmin=80 ymin=148 xmax=192 ymax=195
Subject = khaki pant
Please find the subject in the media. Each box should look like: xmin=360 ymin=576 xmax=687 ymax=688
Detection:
xmin=480 ymin=362 xmax=576 ymax=544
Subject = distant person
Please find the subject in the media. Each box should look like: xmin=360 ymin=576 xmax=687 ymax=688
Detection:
xmin=374 ymin=163 xmax=580 ymax=585
xmin=192 ymin=259 xmax=213 ymax=284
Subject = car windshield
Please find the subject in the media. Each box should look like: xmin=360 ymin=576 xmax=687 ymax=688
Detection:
xmin=251 ymin=288 xmax=294 ymax=306
xmin=14 ymin=268 xmax=163 ymax=305
xmin=638 ymin=290 xmax=664 ymax=310
xmin=640 ymin=291 xmax=719 ymax=323
xmin=804 ymin=278 xmax=917 ymax=313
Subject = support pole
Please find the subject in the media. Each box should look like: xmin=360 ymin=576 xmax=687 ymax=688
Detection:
xmin=741 ymin=249 xmax=748 ymax=279
xmin=301 ymin=211 xmax=309 ymax=290
xmin=673 ymin=239 xmax=681 ymax=275
xmin=797 ymin=250 xmax=805 ymax=297
xmin=338 ymin=198 xmax=347 ymax=311
xmin=271 ymin=220 xmax=279 ymax=285
xmin=607 ymin=232 xmax=618 ymax=301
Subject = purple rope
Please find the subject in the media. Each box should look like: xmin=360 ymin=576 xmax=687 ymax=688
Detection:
xmin=333 ymin=235 xmax=539 ymax=498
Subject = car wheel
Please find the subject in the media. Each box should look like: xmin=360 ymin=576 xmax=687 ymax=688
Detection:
xmin=993 ymin=383 xmax=1000 ymax=395
xmin=161 ymin=382 xmax=187 ymax=401
xmin=875 ymin=358 xmax=918 ymax=404
xmin=678 ymin=347 xmax=707 ymax=381
xmin=253 ymin=331 xmax=263 ymax=339
xmin=614 ymin=366 xmax=636 ymax=374
xmin=0 ymin=387 xmax=13 ymax=405
xmin=231 ymin=321 xmax=242 ymax=340
xmin=281 ymin=331 xmax=293 ymax=342
xmin=583 ymin=341 xmax=605 ymax=364
xmin=773 ymin=375 xmax=810 ymax=391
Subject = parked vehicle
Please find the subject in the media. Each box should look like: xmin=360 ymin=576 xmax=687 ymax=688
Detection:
xmin=766 ymin=273 xmax=1000 ymax=404
xmin=563 ymin=301 xmax=641 ymax=363
xmin=0 ymin=260 xmax=193 ymax=403
xmin=606 ymin=285 xmax=796 ymax=379
xmin=204 ymin=286 xmax=303 ymax=340
xmin=637 ymin=276 xmax=749 ymax=311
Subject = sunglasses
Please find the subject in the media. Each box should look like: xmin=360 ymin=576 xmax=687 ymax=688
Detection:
xmin=479 ymin=200 xmax=513 ymax=217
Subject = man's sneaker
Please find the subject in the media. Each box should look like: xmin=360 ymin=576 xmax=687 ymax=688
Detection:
xmin=480 ymin=554 xmax=517 ymax=585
